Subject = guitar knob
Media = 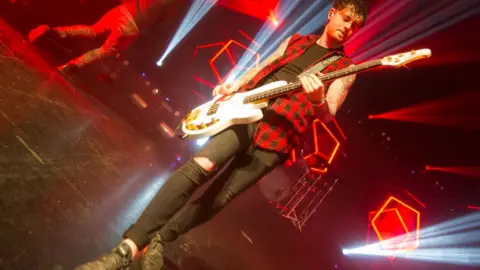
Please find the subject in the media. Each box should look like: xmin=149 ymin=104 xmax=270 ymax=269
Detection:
xmin=187 ymin=123 xmax=197 ymax=130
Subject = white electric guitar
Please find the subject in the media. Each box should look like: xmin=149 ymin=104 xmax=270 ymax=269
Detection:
xmin=179 ymin=49 xmax=432 ymax=140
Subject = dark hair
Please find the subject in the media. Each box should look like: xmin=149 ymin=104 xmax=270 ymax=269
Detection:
xmin=332 ymin=0 xmax=369 ymax=24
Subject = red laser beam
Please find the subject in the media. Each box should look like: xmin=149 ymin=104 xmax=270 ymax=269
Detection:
xmin=368 ymin=91 xmax=480 ymax=130
xmin=192 ymin=75 xmax=216 ymax=88
xmin=237 ymin=30 xmax=260 ymax=48
xmin=425 ymin=166 xmax=480 ymax=179
xmin=194 ymin=42 xmax=226 ymax=59
xmin=403 ymin=189 xmax=426 ymax=209
xmin=331 ymin=118 xmax=347 ymax=140
xmin=190 ymin=89 xmax=207 ymax=101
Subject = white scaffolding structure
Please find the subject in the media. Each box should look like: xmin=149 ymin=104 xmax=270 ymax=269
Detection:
xmin=278 ymin=150 xmax=340 ymax=231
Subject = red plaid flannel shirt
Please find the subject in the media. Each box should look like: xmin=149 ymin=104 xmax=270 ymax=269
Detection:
xmin=239 ymin=34 xmax=353 ymax=153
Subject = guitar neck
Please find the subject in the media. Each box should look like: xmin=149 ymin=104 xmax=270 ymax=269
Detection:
xmin=243 ymin=59 xmax=382 ymax=104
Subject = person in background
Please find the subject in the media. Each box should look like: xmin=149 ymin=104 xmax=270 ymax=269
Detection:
xmin=28 ymin=0 xmax=169 ymax=72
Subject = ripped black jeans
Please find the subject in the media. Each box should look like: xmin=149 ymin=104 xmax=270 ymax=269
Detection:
xmin=124 ymin=122 xmax=287 ymax=248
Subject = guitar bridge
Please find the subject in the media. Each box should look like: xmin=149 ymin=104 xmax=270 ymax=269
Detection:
xmin=207 ymin=104 xmax=220 ymax=116
xmin=185 ymin=118 xmax=219 ymax=131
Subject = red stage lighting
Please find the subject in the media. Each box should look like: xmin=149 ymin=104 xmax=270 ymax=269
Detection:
xmin=290 ymin=119 xmax=342 ymax=174
xmin=369 ymin=196 xmax=421 ymax=251
xmin=216 ymin=0 xmax=280 ymax=21
xmin=210 ymin=39 xmax=260 ymax=83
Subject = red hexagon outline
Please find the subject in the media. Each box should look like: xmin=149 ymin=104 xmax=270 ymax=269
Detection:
xmin=372 ymin=196 xmax=421 ymax=250
xmin=209 ymin=39 xmax=260 ymax=84
xmin=291 ymin=119 xmax=341 ymax=174
xmin=371 ymin=208 xmax=412 ymax=249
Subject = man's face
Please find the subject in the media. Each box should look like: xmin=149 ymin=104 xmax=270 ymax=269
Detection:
xmin=325 ymin=7 xmax=364 ymax=44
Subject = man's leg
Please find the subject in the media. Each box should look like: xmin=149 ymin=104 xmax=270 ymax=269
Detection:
xmin=27 ymin=6 xmax=114 ymax=43
xmin=58 ymin=31 xmax=121 ymax=71
xmin=124 ymin=123 xmax=258 ymax=249
xmin=74 ymin=124 xmax=256 ymax=270
xmin=137 ymin=147 xmax=285 ymax=269
xmin=157 ymin=147 xmax=286 ymax=244
xmin=58 ymin=5 xmax=139 ymax=71
xmin=28 ymin=25 xmax=98 ymax=43
xmin=30 ymin=3 xmax=131 ymax=43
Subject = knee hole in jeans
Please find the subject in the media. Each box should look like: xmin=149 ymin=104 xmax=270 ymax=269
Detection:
xmin=193 ymin=156 xmax=215 ymax=172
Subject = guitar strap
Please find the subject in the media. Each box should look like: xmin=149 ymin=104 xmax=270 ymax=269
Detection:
xmin=299 ymin=53 xmax=342 ymax=77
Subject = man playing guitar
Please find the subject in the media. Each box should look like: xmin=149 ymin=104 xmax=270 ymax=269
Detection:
xmin=77 ymin=0 xmax=368 ymax=269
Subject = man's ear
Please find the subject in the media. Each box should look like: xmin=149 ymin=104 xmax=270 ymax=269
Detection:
xmin=327 ymin=8 xmax=336 ymax=21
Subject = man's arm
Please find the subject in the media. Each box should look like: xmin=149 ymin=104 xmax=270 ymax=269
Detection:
xmin=314 ymin=68 xmax=356 ymax=123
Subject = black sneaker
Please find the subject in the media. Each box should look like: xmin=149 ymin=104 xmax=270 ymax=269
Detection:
xmin=140 ymin=234 xmax=165 ymax=270
xmin=75 ymin=242 xmax=133 ymax=270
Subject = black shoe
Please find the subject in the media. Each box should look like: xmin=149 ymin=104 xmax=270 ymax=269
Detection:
xmin=75 ymin=242 xmax=133 ymax=270
xmin=140 ymin=233 xmax=165 ymax=270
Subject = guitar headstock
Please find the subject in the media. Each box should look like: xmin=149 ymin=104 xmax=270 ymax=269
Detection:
xmin=380 ymin=49 xmax=431 ymax=67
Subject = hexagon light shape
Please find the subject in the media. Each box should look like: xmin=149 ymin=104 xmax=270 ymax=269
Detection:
xmin=209 ymin=39 xmax=260 ymax=83
xmin=291 ymin=119 xmax=341 ymax=173
xmin=371 ymin=196 xmax=421 ymax=251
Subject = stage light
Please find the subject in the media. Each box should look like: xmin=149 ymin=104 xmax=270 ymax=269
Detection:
xmin=348 ymin=0 xmax=480 ymax=62
xmin=156 ymin=0 xmax=217 ymax=66
xmin=269 ymin=11 xmax=279 ymax=27
xmin=343 ymin=213 xmax=480 ymax=267
xmin=196 ymin=137 xmax=209 ymax=146
xmin=370 ymin=197 xmax=421 ymax=250
xmin=227 ymin=1 xmax=330 ymax=82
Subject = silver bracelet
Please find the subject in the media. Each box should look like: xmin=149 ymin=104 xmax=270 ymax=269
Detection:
xmin=311 ymin=98 xmax=327 ymax=106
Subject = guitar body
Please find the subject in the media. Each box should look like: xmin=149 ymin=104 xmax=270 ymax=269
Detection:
xmin=181 ymin=81 xmax=288 ymax=139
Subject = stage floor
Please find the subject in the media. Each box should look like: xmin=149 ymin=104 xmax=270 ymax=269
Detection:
xmin=0 ymin=18 xmax=311 ymax=270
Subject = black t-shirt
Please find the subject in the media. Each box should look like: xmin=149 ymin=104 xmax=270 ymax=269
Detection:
xmin=259 ymin=43 xmax=331 ymax=86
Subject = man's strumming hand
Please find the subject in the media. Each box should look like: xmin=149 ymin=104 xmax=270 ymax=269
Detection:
xmin=212 ymin=81 xmax=242 ymax=97
xmin=300 ymin=72 xmax=326 ymax=103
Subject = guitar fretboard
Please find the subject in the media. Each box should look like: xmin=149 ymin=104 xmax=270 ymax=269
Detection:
xmin=243 ymin=59 xmax=382 ymax=104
